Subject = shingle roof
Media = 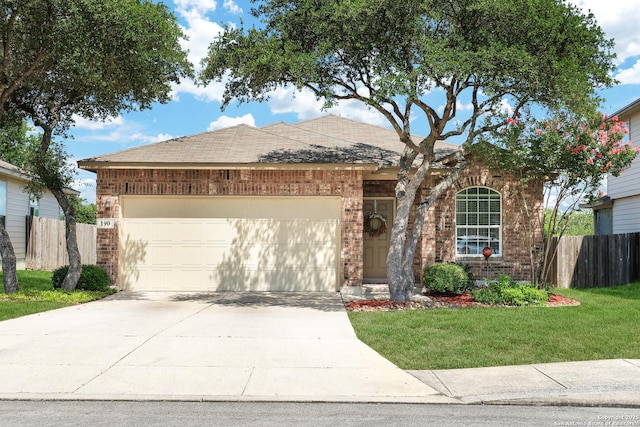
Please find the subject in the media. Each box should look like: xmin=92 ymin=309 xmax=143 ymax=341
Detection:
xmin=612 ymin=98 xmax=640 ymax=119
xmin=78 ymin=114 xmax=460 ymax=169
xmin=0 ymin=159 xmax=31 ymax=181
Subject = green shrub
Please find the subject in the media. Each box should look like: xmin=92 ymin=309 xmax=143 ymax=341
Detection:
xmin=52 ymin=265 xmax=111 ymax=292
xmin=423 ymin=263 xmax=472 ymax=295
xmin=471 ymin=275 xmax=548 ymax=306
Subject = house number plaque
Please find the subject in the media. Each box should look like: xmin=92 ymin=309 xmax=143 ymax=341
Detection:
xmin=97 ymin=218 xmax=115 ymax=229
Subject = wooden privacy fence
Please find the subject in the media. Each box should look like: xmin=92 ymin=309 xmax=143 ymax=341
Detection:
xmin=547 ymin=232 xmax=640 ymax=288
xmin=25 ymin=216 xmax=97 ymax=271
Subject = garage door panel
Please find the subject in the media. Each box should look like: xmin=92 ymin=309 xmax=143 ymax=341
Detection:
xmin=120 ymin=197 xmax=340 ymax=292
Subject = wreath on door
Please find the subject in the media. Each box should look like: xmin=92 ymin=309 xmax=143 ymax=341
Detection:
xmin=365 ymin=211 xmax=388 ymax=238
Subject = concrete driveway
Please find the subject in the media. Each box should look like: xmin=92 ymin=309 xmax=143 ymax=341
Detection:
xmin=0 ymin=292 xmax=453 ymax=403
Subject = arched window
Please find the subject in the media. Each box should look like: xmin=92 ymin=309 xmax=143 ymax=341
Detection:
xmin=455 ymin=187 xmax=501 ymax=256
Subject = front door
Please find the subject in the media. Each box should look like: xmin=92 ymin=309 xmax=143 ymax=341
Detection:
xmin=363 ymin=199 xmax=394 ymax=281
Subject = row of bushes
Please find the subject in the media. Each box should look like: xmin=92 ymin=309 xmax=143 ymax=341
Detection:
xmin=52 ymin=264 xmax=111 ymax=292
xmin=422 ymin=263 xmax=548 ymax=306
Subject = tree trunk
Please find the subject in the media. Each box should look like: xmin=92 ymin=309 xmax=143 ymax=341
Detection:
xmin=0 ymin=223 xmax=19 ymax=294
xmin=387 ymin=152 xmax=467 ymax=302
xmin=32 ymin=125 xmax=82 ymax=291
xmin=51 ymin=188 xmax=82 ymax=291
xmin=387 ymin=191 xmax=419 ymax=302
xmin=386 ymin=144 xmax=433 ymax=301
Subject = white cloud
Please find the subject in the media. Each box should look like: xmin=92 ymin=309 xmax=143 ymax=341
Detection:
xmin=178 ymin=12 xmax=224 ymax=69
xmin=207 ymin=114 xmax=255 ymax=131
xmin=130 ymin=133 xmax=175 ymax=144
xmin=497 ymin=98 xmax=514 ymax=116
xmin=173 ymin=0 xmax=217 ymax=14
xmin=72 ymin=115 xmax=125 ymax=130
xmin=267 ymin=86 xmax=388 ymax=126
xmin=455 ymin=101 xmax=474 ymax=112
xmin=568 ymin=0 xmax=640 ymax=64
xmin=169 ymin=1 xmax=227 ymax=102
xmin=71 ymin=177 xmax=97 ymax=204
xmin=223 ymin=0 xmax=242 ymax=15
xmin=173 ymin=76 xmax=226 ymax=103
xmin=615 ymin=59 xmax=640 ymax=84
xmin=74 ymin=117 xmax=174 ymax=145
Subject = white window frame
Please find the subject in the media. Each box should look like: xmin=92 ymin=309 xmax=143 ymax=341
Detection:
xmin=29 ymin=193 xmax=40 ymax=217
xmin=455 ymin=186 xmax=502 ymax=257
xmin=0 ymin=180 xmax=7 ymax=228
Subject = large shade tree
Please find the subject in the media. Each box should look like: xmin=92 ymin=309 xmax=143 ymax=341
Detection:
xmin=200 ymin=0 xmax=615 ymax=301
xmin=0 ymin=0 xmax=192 ymax=293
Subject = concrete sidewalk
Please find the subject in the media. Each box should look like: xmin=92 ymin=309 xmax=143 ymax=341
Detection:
xmin=409 ymin=359 xmax=640 ymax=407
xmin=0 ymin=291 xmax=638 ymax=406
xmin=0 ymin=292 xmax=454 ymax=403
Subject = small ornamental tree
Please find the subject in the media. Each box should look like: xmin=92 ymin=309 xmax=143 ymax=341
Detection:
xmin=475 ymin=110 xmax=639 ymax=284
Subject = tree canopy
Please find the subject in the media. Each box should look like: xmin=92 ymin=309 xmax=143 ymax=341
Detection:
xmin=0 ymin=0 xmax=193 ymax=293
xmin=201 ymin=0 xmax=616 ymax=301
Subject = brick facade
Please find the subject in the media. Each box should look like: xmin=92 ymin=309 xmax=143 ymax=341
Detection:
xmin=95 ymin=161 xmax=543 ymax=290
xmin=423 ymin=159 xmax=544 ymax=282
xmin=96 ymin=168 xmax=364 ymax=288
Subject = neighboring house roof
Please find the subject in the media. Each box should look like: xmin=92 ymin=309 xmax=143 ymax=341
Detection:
xmin=0 ymin=159 xmax=32 ymax=182
xmin=612 ymin=98 xmax=640 ymax=119
xmin=0 ymin=159 xmax=80 ymax=195
xmin=78 ymin=115 xmax=461 ymax=171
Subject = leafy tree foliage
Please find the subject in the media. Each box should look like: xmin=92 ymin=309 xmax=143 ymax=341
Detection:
xmin=0 ymin=119 xmax=38 ymax=167
xmin=68 ymin=195 xmax=96 ymax=225
xmin=201 ymin=0 xmax=616 ymax=300
xmin=0 ymin=0 xmax=192 ymax=293
xmin=475 ymin=111 xmax=638 ymax=283
xmin=544 ymin=209 xmax=594 ymax=237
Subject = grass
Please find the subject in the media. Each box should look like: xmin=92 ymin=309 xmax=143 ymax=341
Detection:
xmin=0 ymin=270 xmax=115 ymax=322
xmin=348 ymin=281 xmax=640 ymax=370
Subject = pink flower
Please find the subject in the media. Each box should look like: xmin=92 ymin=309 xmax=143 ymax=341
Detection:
xmin=535 ymin=129 xmax=542 ymax=135
xmin=587 ymin=158 xmax=594 ymax=165
xmin=599 ymin=189 xmax=605 ymax=197
xmin=507 ymin=117 xmax=517 ymax=125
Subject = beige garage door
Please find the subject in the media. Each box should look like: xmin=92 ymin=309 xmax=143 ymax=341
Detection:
xmin=119 ymin=196 xmax=341 ymax=292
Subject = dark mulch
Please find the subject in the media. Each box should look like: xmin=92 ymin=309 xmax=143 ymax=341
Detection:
xmin=344 ymin=291 xmax=579 ymax=312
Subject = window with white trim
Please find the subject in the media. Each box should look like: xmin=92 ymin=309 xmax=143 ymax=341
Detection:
xmin=455 ymin=187 xmax=501 ymax=256
xmin=29 ymin=194 xmax=39 ymax=217
xmin=0 ymin=181 xmax=6 ymax=228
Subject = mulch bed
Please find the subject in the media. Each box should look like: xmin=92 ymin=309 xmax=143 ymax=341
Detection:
xmin=344 ymin=291 xmax=580 ymax=312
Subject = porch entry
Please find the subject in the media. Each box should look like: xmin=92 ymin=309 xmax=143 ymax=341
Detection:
xmin=363 ymin=198 xmax=394 ymax=281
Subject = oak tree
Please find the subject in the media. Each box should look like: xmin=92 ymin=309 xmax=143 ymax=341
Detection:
xmin=200 ymin=0 xmax=615 ymax=300
xmin=0 ymin=0 xmax=192 ymax=292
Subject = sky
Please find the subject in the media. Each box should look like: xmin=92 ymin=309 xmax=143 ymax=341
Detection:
xmin=68 ymin=0 xmax=640 ymax=204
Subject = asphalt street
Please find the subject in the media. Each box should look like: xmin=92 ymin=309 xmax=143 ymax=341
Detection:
xmin=2 ymin=401 xmax=640 ymax=427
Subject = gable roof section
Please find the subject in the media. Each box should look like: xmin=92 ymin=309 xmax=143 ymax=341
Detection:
xmin=0 ymin=159 xmax=80 ymax=195
xmin=0 ymin=159 xmax=31 ymax=182
xmin=78 ymin=114 xmax=461 ymax=171
xmin=612 ymin=98 xmax=640 ymax=120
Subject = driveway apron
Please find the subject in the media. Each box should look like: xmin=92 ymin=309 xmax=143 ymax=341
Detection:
xmin=0 ymin=292 xmax=451 ymax=403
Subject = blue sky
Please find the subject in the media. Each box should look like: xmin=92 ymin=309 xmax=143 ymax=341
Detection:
xmin=69 ymin=0 xmax=640 ymax=204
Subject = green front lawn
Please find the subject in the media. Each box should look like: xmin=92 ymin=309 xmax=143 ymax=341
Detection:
xmin=0 ymin=270 xmax=115 ymax=322
xmin=348 ymin=282 xmax=640 ymax=370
